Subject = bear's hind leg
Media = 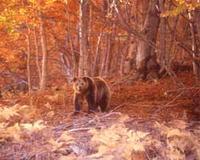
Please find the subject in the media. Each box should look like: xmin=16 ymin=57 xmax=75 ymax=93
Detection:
xmin=99 ymin=97 xmax=109 ymax=112
xmin=86 ymin=94 xmax=97 ymax=113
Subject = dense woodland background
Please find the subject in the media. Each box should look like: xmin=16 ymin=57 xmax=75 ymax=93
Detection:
xmin=0 ymin=0 xmax=199 ymax=90
xmin=0 ymin=0 xmax=200 ymax=160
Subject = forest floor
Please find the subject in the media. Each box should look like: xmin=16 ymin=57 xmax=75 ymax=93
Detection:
xmin=0 ymin=72 xmax=199 ymax=160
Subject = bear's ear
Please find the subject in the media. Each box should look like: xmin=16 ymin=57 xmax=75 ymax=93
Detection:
xmin=82 ymin=77 xmax=89 ymax=82
xmin=71 ymin=77 xmax=77 ymax=82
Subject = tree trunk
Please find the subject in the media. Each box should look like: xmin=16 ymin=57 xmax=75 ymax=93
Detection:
xmin=136 ymin=0 xmax=161 ymax=80
xmin=79 ymin=0 xmax=90 ymax=76
xmin=33 ymin=27 xmax=42 ymax=84
xmin=65 ymin=5 xmax=79 ymax=77
xmin=26 ymin=27 xmax=31 ymax=95
xmin=100 ymin=34 xmax=109 ymax=76
xmin=93 ymin=32 xmax=103 ymax=76
xmin=39 ymin=13 xmax=48 ymax=90
xmin=124 ymin=36 xmax=136 ymax=74
xmin=188 ymin=11 xmax=200 ymax=80
xmin=105 ymin=34 xmax=112 ymax=76
xmin=159 ymin=0 xmax=166 ymax=67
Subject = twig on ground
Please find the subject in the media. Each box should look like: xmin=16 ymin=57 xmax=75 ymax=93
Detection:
xmin=88 ymin=112 xmax=122 ymax=124
xmin=152 ymin=91 xmax=185 ymax=114
xmin=164 ymin=91 xmax=184 ymax=106
xmin=166 ymin=87 xmax=200 ymax=94
xmin=68 ymin=128 xmax=91 ymax=133
xmin=111 ymin=103 xmax=128 ymax=112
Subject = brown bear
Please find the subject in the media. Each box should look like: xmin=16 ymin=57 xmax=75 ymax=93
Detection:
xmin=72 ymin=76 xmax=111 ymax=114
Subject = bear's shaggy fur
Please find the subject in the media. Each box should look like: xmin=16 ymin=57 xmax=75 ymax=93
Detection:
xmin=72 ymin=76 xmax=110 ymax=113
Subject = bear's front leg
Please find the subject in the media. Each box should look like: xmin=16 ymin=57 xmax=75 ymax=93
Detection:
xmin=86 ymin=94 xmax=97 ymax=113
xmin=73 ymin=94 xmax=83 ymax=114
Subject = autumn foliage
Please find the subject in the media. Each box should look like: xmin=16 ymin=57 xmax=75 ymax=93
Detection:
xmin=0 ymin=0 xmax=200 ymax=159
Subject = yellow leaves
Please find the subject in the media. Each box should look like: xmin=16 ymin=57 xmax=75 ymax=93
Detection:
xmin=0 ymin=15 xmax=7 ymax=24
xmin=48 ymin=138 xmax=64 ymax=151
xmin=0 ymin=122 xmax=7 ymax=130
xmin=0 ymin=104 xmax=38 ymax=122
xmin=154 ymin=120 xmax=200 ymax=160
xmin=0 ymin=120 xmax=46 ymax=143
xmin=45 ymin=93 xmax=60 ymax=102
xmin=118 ymin=114 xmax=129 ymax=122
xmin=0 ymin=123 xmax=22 ymax=142
xmin=17 ymin=105 xmax=37 ymax=120
xmin=19 ymin=8 xmax=27 ymax=15
xmin=21 ymin=120 xmax=46 ymax=132
xmin=167 ymin=128 xmax=182 ymax=138
xmin=45 ymin=0 xmax=57 ymax=5
xmin=59 ymin=154 xmax=77 ymax=160
xmin=89 ymin=121 xmax=149 ymax=159
xmin=58 ymin=131 xmax=74 ymax=142
xmin=176 ymin=0 xmax=185 ymax=5
xmin=47 ymin=111 xmax=55 ymax=117
xmin=29 ymin=0 xmax=37 ymax=5
xmin=0 ymin=106 xmax=19 ymax=122
xmin=161 ymin=0 xmax=200 ymax=17
xmin=63 ymin=0 xmax=68 ymax=5
xmin=48 ymin=131 xmax=74 ymax=152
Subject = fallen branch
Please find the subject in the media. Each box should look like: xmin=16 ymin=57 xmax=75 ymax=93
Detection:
xmin=68 ymin=128 xmax=91 ymax=133
xmin=111 ymin=103 xmax=127 ymax=112
xmin=166 ymin=87 xmax=200 ymax=94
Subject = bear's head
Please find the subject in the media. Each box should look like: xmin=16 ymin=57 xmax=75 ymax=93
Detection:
xmin=72 ymin=77 xmax=89 ymax=94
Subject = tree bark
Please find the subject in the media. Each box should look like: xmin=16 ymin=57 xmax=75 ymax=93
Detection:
xmin=33 ymin=27 xmax=42 ymax=84
xmin=105 ymin=34 xmax=112 ymax=76
xmin=93 ymin=32 xmax=103 ymax=76
xmin=136 ymin=0 xmax=161 ymax=80
xmin=159 ymin=0 xmax=166 ymax=67
xmin=124 ymin=36 xmax=136 ymax=74
xmin=100 ymin=34 xmax=109 ymax=76
xmin=26 ymin=27 xmax=31 ymax=95
xmin=79 ymin=0 xmax=90 ymax=76
xmin=39 ymin=13 xmax=48 ymax=90
xmin=188 ymin=11 xmax=200 ymax=80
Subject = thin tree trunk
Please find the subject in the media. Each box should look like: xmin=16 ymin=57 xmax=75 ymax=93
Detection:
xmin=125 ymin=36 xmax=136 ymax=74
xmin=33 ymin=27 xmax=42 ymax=84
xmin=26 ymin=27 xmax=31 ymax=95
xmin=87 ymin=4 xmax=92 ymax=76
xmin=93 ymin=32 xmax=103 ymax=76
xmin=188 ymin=11 xmax=200 ymax=80
xmin=39 ymin=13 xmax=48 ymax=90
xmin=136 ymin=0 xmax=160 ymax=80
xmin=159 ymin=0 xmax=166 ymax=67
xmin=100 ymin=35 xmax=108 ymax=76
xmin=65 ymin=4 xmax=78 ymax=77
xmin=68 ymin=33 xmax=78 ymax=77
xmin=120 ymin=52 xmax=125 ymax=75
xmin=79 ymin=0 xmax=90 ymax=76
xmin=105 ymin=24 xmax=116 ymax=76
xmin=105 ymin=34 xmax=112 ymax=76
